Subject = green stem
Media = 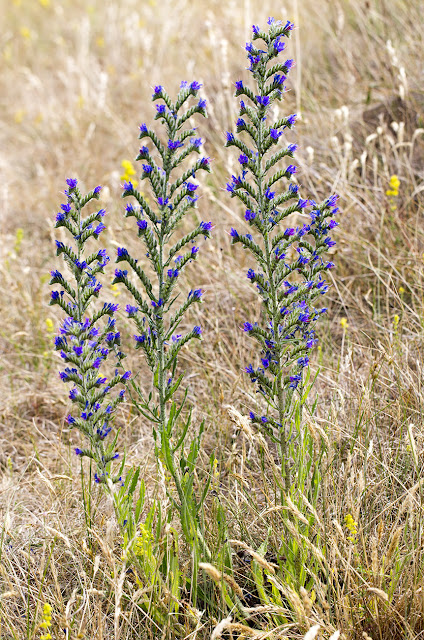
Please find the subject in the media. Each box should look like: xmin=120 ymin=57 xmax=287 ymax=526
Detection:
xmin=256 ymin=81 xmax=290 ymax=492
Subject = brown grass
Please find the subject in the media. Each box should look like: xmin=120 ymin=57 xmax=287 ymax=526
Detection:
xmin=1 ymin=0 xmax=424 ymax=638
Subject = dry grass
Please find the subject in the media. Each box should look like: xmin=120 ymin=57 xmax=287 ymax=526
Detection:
xmin=1 ymin=0 xmax=424 ymax=638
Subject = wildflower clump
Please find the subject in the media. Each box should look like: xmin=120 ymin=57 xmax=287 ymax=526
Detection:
xmin=50 ymin=178 xmax=130 ymax=484
xmin=225 ymin=17 xmax=339 ymax=486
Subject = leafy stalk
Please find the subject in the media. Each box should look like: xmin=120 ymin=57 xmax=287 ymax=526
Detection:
xmin=225 ymin=18 xmax=340 ymax=489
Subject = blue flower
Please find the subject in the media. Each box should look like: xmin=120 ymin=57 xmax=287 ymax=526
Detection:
xmin=198 ymin=98 xmax=207 ymax=110
xmin=153 ymin=84 xmax=163 ymax=98
xmin=325 ymin=195 xmax=338 ymax=208
xmin=243 ymin=322 xmax=253 ymax=332
xmin=66 ymin=178 xmax=77 ymax=189
xmin=117 ymin=247 xmax=129 ymax=259
xmin=239 ymin=154 xmax=249 ymax=165
xmin=265 ymin=188 xmax=275 ymax=200
xmin=270 ymin=128 xmax=282 ymax=140
xmin=143 ymin=164 xmax=153 ymax=173
xmin=245 ymin=209 xmax=256 ymax=221
xmin=168 ymin=139 xmax=184 ymax=150
xmin=126 ymin=305 xmax=138 ymax=316
xmin=190 ymin=81 xmax=202 ymax=91
xmin=137 ymin=219 xmax=148 ymax=230
xmin=247 ymin=269 xmax=255 ymax=280
xmin=256 ymin=96 xmax=270 ymax=107
xmin=193 ymin=326 xmax=202 ymax=335
xmin=274 ymin=38 xmax=285 ymax=53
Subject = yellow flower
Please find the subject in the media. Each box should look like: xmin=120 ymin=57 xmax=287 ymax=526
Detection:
xmin=45 ymin=318 xmax=54 ymax=333
xmin=39 ymin=603 xmax=52 ymax=639
xmin=39 ymin=0 xmax=50 ymax=6
xmin=96 ymin=36 xmax=105 ymax=48
xmin=121 ymin=159 xmax=138 ymax=187
xmin=393 ymin=314 xmax=399 ymax=330
xmin=15 ymin=227 xmax=24 ymax=252
xmin=344 ymin=513 xmax=358 ymax=542
xmin=399 ymin=286 xmax=405 ymax=295
xmin=111 ymin=284 xmax=120 ymax=297
xmin=20 ymin=27 xmax=32 ymax=40
xmin=14 ymin=109 xmax=25 ymax=124
xmin=386 ymin=174 xmax=400 ymax=197
xmin=121 ymin=159 xmax=136 ymax=175
xmin=340 ymin=317 xmax=348 ymax=330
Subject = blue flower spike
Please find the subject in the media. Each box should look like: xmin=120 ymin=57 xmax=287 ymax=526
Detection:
xmin=50 ymin=179 xmax=130 ymax=484
xmin=225 ymin=18 xmax=339 ymax=487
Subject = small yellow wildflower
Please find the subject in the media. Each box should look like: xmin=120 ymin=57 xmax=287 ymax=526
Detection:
xmin=15 ymin=228 xmax=24 ymax=252
xmin=45 ymin=318 xmax=54 ymax=333
xmin=340 ymin=317 xmax=348 ymax=330
xmin=39 ymin=0 xmax=50 ymax=6
xmin=111 ymin=284 xmax=121 ymax=297
xmin=121 ymin=159 xmax=138 ymax=187
xmin=393 ymin=314 xmax=400 ymax=330
xmin=20 ymin=27 xmax=32 ymax=40
xmin=399 ymin=286 xmax=405 ymax=295
xmin=344 ymin=513 xmax=358 ymax=542
xmin=14 ymin=110 xmax=25 ymax=124
xmin=134 ymin=523 xmax=153 ymax=557
xmin=96 ymin=36 xmax=105 ymax=48
xmin=13 ymin=0 xmax=21 ymax=6
xmin=39 ymin=602 xmax=52 ymax=639
xmin=386 ymin=174 xmax=400 ymax=197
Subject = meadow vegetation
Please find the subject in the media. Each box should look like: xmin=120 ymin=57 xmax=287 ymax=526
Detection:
xmin=0 ymin=0 xmax=423 ymax=638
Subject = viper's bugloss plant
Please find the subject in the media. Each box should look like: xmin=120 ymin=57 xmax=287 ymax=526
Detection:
xmin=50 ymin=179 xmax=130 ymax=486
xmin=225 ymin=18 xmax=339 ymax=487
xmin=113 ymin=82 xmax=213 ymax=576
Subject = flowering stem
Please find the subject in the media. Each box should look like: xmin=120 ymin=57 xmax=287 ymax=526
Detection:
xmin=116 ymin=82 xmax=213 ymax=572
xmin=225 ymin=18 xmax=339 ymax=483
